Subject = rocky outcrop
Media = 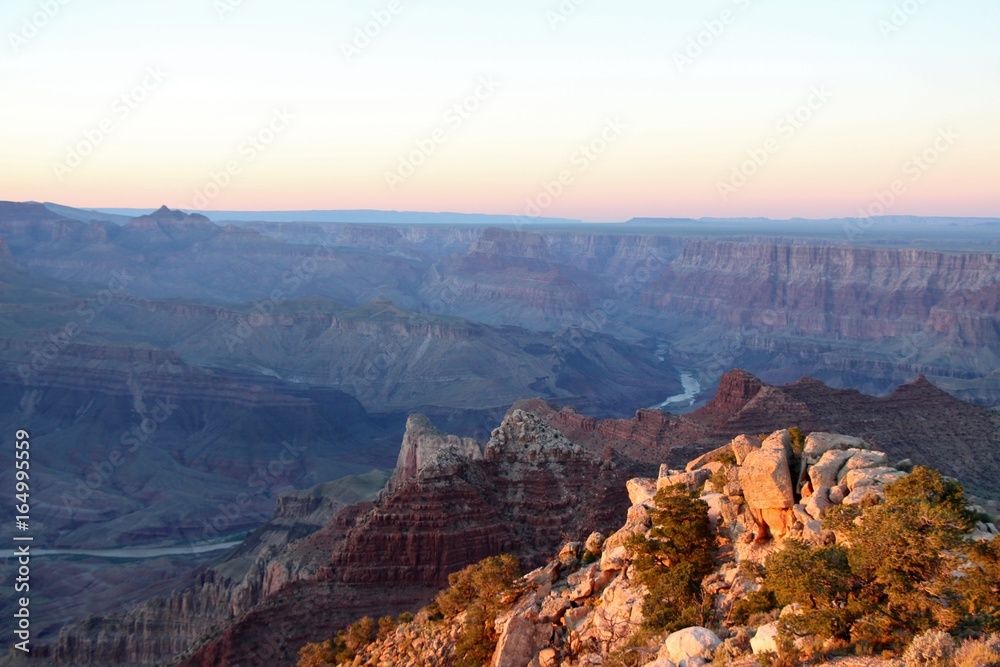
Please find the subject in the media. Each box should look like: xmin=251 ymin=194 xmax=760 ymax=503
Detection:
xmin=22 ymin=373 xmax=1000 ymax=665
xmin=382 ymin=414 xmax=482 ymax=497
xmin=172 ymin=408 xmax=631 ymax=667
xmin=524 ymin=369 xmax=1000 ymax=498
xmin=344 ymin=427 xmax=914 ymax=667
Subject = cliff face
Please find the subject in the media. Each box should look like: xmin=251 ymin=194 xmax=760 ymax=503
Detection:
xmin=644 ymin=239 xmax=1000 ymax=345
xmin=523 ymin=369 xmax=1000 ymax=497
xmin=381 ymin=414 xmax=483 ymax=497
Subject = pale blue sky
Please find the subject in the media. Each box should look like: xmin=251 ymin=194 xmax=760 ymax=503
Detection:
xmin=2 ymin=0 xmax=998 ymax=219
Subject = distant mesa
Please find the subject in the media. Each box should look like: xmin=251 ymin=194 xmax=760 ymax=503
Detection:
xmin=130 ymin=205 xmax=214 ymax=228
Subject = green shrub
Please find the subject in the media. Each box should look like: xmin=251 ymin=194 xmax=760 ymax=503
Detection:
xmin=750 ymin=467 xmax=997 ymax=657
xmin=377 ymin=615 xmax=396 ymax=640
xmin=731 ymin=590 xmax=778 ymax=625
xmin=957 ymin=537 xmax=1000 ymax=633
xmin=435 ymin=554 xmax=521 ymax=618
xmin=433 ymin=554 xmax=522 ymax=667
xmin=763 ymin=540 xmax=853 ymax=611
xmin=629 ymin=484 xmax=715 ymax=634
xmin=296 ymin=616 xmax=378 ymax=666
xmin=708 ymin=466 xmax=729 ymax=493
xmin=788 ymin=427 xmax=806 ymax=453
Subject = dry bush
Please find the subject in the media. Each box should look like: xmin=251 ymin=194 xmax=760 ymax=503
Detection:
xmin=902 ymin=629 xmax=956 ymax=667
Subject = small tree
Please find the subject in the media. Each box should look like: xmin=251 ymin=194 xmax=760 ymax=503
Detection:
xmin=297 ymin=640 xmax=337 ymax=667
xmin=840 ymin=467 xmax=974 ymax=640
xmin=787 ymin=427 xmax=806 ymax=453
xmin=434 ymin=554 xmax=522 ymax=667
xmin=629 ymin=485 xmax=715 ymax=633
xmin=957 ymin=536 xmax=1000 ymax=633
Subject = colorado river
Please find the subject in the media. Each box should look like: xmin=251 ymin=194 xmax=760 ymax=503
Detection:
xmin=650 ymin=372 xmax=702 ymax=410
xmin=0 ymin=541 xmax=241 ymax=560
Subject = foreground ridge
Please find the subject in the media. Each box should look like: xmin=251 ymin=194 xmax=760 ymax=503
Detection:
xmin=319 ymin=429 xmax=1000 ymax=667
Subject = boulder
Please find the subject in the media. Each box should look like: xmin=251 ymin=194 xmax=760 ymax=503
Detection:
xmin=808 ymin=449 xmax=854 ymax=490
xmin=626 ymin=503 xmax=651 ymax=528
xmin=627 ymin=478 xmax=657 ymax=506
xmin=792 ymin=504 xmax=812 ymax=526
xmin=563 ymin=605 xmax=590 ymax=632
xmin=567 ymin=564 xmax=602 ymax=601
xmin=593 ymin=575 xmax=644 ymax=644
xmin=584 ymin=532 xmax=605 ymax=556
xmin=730 ymin=434 xmax=761 ymax=466
xmin=739 ymin=448 xmax=795 ymax=510
xmin=842 ymin=450 xmax=890 ymax=472
xmin=600 ymin=545 xmax=628 ymax=572
xmin=538 ymin=648 xmax=558 ymax=667
xmin=658 ymin=468 xmax=712 ymax=492
xmin=538 ymin=596 xmax=572 ymax=624
xmin=686 ymin=442 xmax=734 ymax=472
xmin=842 ymin=486 xmax=885 ymax=506
xmin=804 ymin=488 xmax=833 ymax=520
xmin=761 ymin=430 xmax=793 ymax=458
xmin=558 ymin=542 xmax=582 ymax=564
xmin=828 ymin=484 xmax=849 ymax=504
xmin=702 ymin=492 xmax=724 ymax=528
xmin=758 ymin=507 xmax=797 ymax=538
xmin=802 ymin=520 xmax=825 ymax=541
xmin=661 ymin=627 xmax=722 ymax=665
xmin=843 ymin=466 xmax=906 ymax=491
xmin=750 ymin=622 xmax=780 ymax=655
xmin=717 ymin=497 xmax=741 ymax=527
xmin=803 ymin=432 xmax=869 ymax=460
xmin=646 ymin=658 xmax=677 ymax=667
xmin=493 ymin=614 xmax=551 ymax=667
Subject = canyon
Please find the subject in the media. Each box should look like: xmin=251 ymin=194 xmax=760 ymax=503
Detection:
xmin=0 ymin=202 xmax=998 ymax=664
xmin=13 ymin=369 xmax=999 ymax=666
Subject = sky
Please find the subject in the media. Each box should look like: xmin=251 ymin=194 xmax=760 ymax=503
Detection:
xmin=1 ymin=0 xmax=998 ymax=221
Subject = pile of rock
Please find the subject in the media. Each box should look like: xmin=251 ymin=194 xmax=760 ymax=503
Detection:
xmin=346 ymin=610 xmax=464 ymax=667
xmin=343 ymin=428 xmax=982 ymax=667
xmin=685 ymin=430 xmax=913 ymax=547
